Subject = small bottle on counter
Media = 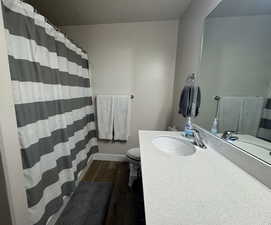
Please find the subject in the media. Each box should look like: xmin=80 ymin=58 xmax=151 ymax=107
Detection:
xmin=184 ymin=117 xmax=193 ymax=137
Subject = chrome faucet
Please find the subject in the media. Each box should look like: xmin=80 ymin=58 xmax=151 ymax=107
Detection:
xmin=191 ymin=129 xmax=207 ymax=149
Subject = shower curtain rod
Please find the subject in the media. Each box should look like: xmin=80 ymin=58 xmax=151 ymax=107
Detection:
xmin=21 ymin=0 xmax=88 ymax=54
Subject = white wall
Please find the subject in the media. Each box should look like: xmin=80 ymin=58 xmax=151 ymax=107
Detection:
xmin=62 ymin=21 xmax=178 ymax=154
xmin=197 ymin=15 xmax=271 ymax=130
xmin=172 ymin=0 xmax=222 ymax=129
xmin=0 ymin=3 xmax=29 ymax=225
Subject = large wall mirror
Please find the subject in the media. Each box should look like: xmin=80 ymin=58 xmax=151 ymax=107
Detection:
xmin=197 ymin=0 xmax=271 ymax=164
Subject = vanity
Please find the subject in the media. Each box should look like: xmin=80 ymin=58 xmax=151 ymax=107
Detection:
xmin=138 ymin=0 xmax=271 ymax=224
xmin=139 ymin=130 xmax=271 ymax=225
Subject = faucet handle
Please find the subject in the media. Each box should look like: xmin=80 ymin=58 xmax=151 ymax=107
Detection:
xmin=191 ymin=128 xmax=199 ymax=134
xmin=221 ymin=130 xmax=237 ymax=140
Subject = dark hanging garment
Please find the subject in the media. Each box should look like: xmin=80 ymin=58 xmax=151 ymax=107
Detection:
xmin=179 ymin=86 xmax=201 ymax=118
xmin=179 ymin=86 xmax=192 ymax=117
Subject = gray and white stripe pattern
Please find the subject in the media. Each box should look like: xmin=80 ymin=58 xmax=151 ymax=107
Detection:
xmin=2 ymin=0 xmax=98 ymax=224
xmin=258 ymin=99 xmax=271 ymax=142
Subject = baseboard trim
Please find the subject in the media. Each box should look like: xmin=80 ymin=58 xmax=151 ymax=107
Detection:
xmin=78 ymin=154 xmax=95 ymax=181
xmin=93 ymin=153 xmax=128 ymax=162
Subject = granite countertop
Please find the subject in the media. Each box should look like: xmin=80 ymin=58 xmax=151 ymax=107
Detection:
xmin=139 ymin=130 xmax=271 ymax=225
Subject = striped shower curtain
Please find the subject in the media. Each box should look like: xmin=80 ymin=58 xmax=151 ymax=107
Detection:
xmin=258 ymin=99 xmax=271 ymax=141
xmin=1 ymin=0 xmax=98 ymax=224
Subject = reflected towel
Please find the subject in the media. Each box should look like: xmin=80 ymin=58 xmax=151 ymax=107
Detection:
xmin=219 ymin=97 xmax=243 ymax=132
xmin=241 ymin=97 xmax=264 ymax=136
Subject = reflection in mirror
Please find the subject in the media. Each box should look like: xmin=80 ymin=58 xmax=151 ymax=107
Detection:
xmin=196 ymin=0 xmax=271 ymax=164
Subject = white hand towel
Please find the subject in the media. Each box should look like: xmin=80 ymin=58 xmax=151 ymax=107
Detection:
xmin=113 ymin=95 xmax=130 ymax=141
xmin=96 ymin=95 xmax=114 ymax=140
xmin=219 ymin=97 xmax=243 ymax=132
xmin=241 ymin=97 xmax=264 ymax=136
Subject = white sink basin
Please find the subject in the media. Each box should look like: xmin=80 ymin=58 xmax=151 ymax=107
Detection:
xmin=152 ymin=136 xmax=196 ymax=156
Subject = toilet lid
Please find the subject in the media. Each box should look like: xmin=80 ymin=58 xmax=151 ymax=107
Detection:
xmin=127 ymin=148 xmax=140 ymax=161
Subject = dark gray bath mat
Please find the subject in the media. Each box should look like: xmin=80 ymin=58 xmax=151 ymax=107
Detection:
xmin=55 ymin=181 xmax=112 ymax=225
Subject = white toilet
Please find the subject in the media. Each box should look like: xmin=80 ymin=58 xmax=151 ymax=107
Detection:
xmin=126 ymin=148 xmax=141 ymax=187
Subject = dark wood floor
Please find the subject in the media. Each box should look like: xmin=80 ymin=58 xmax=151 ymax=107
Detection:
xmin=82 ymin=160 xmax=146 ymax=225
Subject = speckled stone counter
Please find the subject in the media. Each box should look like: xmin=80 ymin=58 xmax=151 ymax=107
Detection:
xmin=139 ymin=131 xmax=271 ymax=225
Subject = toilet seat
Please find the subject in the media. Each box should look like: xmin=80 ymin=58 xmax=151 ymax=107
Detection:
xmin=127 ymin=148 xmax=140 ymax=161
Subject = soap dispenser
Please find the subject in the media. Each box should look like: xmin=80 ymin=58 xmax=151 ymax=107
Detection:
xmin=211 ymin=96 xmax=220 ymax=135
xmin=184 ymin=117 xmax=193 ymax=137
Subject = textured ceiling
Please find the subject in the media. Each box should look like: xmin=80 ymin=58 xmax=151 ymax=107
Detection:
xmin=209 ymin=0 xmax=271 ymax=18
xmin=25 ymin=0 xmax=191 ymax=26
